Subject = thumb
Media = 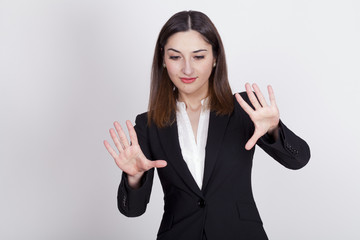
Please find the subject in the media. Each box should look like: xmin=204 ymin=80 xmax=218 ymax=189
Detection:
xmin=146 ymin=159 xmax=167 ymax=169
xmin=154 ymin=160 xmax=167 ymax=168
xmin=245 ymin=132 xmax=262 ymax=150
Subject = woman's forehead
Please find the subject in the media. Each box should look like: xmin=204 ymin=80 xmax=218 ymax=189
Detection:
xmin=165 ymin=30 xmax=211 ymax=52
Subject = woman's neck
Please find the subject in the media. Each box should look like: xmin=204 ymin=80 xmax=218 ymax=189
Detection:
xmin=178 ymin=92 xmax=208 ymax=111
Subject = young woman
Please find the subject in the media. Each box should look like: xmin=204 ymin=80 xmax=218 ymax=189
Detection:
xmin=104 ymin=10 xmax=310 ymax=240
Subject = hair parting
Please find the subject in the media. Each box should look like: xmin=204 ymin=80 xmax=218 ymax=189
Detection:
xmin=148 ymin=10 xmax=234 ymax=128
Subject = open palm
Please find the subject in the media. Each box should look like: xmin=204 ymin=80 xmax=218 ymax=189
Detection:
xmin=104 ymin=120 xmax=167 ymax=179
xmin=235 ymin=83 xmax=280 ymax=150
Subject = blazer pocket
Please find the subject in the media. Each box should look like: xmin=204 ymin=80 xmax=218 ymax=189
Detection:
xmin=236 ymin=201 xmax=263 ymax=224
xmin=157 ymin=212 xmax=174 ymax=236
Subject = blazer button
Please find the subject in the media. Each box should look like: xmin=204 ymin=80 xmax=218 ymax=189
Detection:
xmin=198 ymin=199 xmax=206 ymax=208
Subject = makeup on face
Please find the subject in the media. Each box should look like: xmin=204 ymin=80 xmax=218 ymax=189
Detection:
xmin=163 ymin=30 xmax=215 ymax=99
xmin=180 ymin=77 xmax=197 ymax=84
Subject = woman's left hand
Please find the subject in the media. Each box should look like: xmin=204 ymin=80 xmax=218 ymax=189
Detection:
xmin=235 ymin=83 xmax=280 ymax=150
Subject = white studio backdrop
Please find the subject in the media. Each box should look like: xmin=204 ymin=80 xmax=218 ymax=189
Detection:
xmin=0 ymin=0 xmax=359 ymax=239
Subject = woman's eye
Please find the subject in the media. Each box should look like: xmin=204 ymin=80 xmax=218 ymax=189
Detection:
xmin=194 ymin=56 xmax=205 ymax=60
xmin=169 ymin=56 xmax=180 ymax=60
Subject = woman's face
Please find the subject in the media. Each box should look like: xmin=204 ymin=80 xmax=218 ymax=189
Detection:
xmin=164 ymin=30 xmax=216 ymax=101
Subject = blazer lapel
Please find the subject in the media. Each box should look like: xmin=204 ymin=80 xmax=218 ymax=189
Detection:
xmin=202 ymin=111 xmax=230 ymax=192
xmin=158 ymin=121 xmax=203 ymax=198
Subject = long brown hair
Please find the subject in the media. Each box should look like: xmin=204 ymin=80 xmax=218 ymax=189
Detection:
xmin=148 ymin=10 xmax=234 ymax=127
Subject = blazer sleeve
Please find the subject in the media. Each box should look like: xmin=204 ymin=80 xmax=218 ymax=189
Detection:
xmin=236 ymin=91 xmax=311 ymax=170
xmin=257 ymin=120 xmax=311 ymax=170
xmin=117 ymin=113 xmax=155 ymax=217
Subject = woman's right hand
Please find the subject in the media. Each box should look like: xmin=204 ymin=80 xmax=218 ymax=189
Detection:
xmin=104 ymin=120 xmax=167 ymax=189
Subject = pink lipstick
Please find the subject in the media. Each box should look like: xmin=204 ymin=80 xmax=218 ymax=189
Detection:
xmin=180 ymin=77 xmax=197 ymax=84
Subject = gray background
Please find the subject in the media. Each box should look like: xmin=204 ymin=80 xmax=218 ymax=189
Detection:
xmin=1 ymin=0 xmax=359 ymax=239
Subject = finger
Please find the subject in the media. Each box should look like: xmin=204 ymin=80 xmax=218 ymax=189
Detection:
xmin=267 ymin=85 xmax=277 ymax=106
xmin=109 ymin=128 xmax=124 ymax=153
xmin=114 ymin=121 xmax=130 ymax=149
xmin=146 ymin=159 xmax=167 ymax=169
xmin=252 ymin=83 xmax=268 ymax=107
xmin=245 ymin=131 xmax=262 ymax=150
xmin=245 ymin=83 xmax=261 ymax=109
xmin=235 ymin=93 xmax=254 ymax=115
xmin=126 ymin=120 xmax=139 ymax=146
xmin=103 ymin=140 xmax=119 ymax=159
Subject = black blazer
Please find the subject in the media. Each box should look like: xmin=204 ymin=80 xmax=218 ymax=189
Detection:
xmin=117 ymin=92 xmax=310 ymax=240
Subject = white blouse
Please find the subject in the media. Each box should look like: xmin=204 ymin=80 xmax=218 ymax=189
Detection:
xmin=176 ymin=98 xmax=210 ymax=190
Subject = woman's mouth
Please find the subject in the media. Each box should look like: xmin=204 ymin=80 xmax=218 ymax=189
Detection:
xmin=180 ymin=77 xmax=197 ymax=84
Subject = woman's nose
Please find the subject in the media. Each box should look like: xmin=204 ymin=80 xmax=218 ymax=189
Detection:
xmin=182 ymin=59 xmax=194 ymax=76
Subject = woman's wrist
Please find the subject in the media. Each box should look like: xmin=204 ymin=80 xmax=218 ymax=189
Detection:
xmin=267 ymin=123 xmax=280 ymax=141
xmin=127 ymin=172 xmax=144 ymax=189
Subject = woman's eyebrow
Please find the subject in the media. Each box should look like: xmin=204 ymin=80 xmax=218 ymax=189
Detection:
xmin=193 ymin=49 xmax=207 ymax=53
xmin=167 ymin=48 xmax=208 ymax=53
xmin=167 ymin=48 xmax=180 ymax=53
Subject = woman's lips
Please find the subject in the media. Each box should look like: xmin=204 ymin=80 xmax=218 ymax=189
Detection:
xmin=180 ymin=77 xmax=197 ymax=83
